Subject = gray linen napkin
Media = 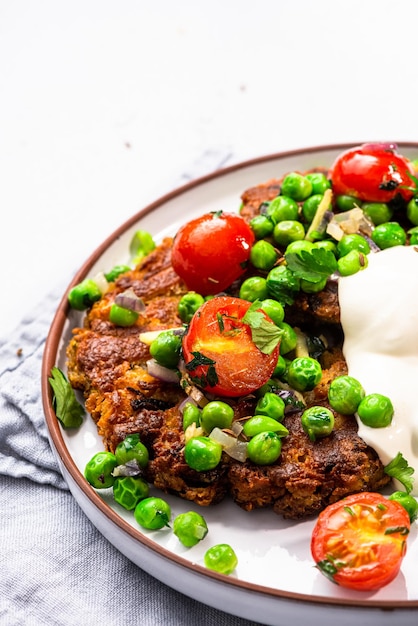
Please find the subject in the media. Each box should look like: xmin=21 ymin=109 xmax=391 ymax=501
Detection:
xmin=0 ymin=151 xmax=266 ymax=626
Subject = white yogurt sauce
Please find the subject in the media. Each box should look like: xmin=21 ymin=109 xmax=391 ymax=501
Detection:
xmin=338 ymin=245 xmax=418 ymax=495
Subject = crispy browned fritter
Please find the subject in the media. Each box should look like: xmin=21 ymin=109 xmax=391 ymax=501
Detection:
xmin=66 ymin=178 xmax=390 ymax=519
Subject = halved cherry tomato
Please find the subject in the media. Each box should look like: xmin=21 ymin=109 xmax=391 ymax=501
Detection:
xmin=182 ymin=296 xmax=279 ymax=397
xmin=329 ymin=143 xmax=416 ymax=204
xmin=171 ymin=211 xmax=255 ymax=296
xmin=311 ymin=492 xmax=410 ymax=591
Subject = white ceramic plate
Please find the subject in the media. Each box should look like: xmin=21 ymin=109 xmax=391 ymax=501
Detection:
xmin=42 ymin=144 xmax=418 ymax=626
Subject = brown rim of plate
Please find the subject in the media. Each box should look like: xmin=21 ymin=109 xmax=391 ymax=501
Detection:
xmin=41 ymin=142 xmax=418 ymax=610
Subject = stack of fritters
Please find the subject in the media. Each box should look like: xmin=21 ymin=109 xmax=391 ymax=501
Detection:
xmin=66 ymin=178 xmax=390 ymax=519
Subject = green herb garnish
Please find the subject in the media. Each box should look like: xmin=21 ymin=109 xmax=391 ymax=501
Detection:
xmin=384 ymin=526 xmax=410 ymax=536
xmin=48 ymin=366 xmax=84 ymax=429
xmin=285 ymin=247 xmax=337 ymax=284
xmin=185 ymin=351 xmax=219 ymax=388
xmin=384 ymin=452 xmax=415 ymax=494
xmin=242 ymin=300 xmax=283 ymax=355
xmin=315 ymin=559 xmax=339 ymax=583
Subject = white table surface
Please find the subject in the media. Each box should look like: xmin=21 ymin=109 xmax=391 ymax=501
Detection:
xmin=2 ymin=0 xmax=418 ymax=337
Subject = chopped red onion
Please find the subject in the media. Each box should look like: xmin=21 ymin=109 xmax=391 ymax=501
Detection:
xmin=209 ymin=427 xmax=248 ymax=462
xmin=362 ymin=142 xmax=398 ymax=153
xmin=93 ymin=271 xmax=109 ymax=294
xmin=115 ymin=288 xmax=146 ymax=312
xmin=146 ymin=359 xmax=180 ymax=384
xmin=179 ymin=396 xmax=197 ymax=414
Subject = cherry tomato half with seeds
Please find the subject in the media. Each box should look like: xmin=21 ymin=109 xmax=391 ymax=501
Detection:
xmin=171 ymin=211 xmax=255 ymax=296
xmin=311 ymin=492 xmax=410 ymax=591
xmin=329 ymin=143 xmax=416 ymax=204
xmin=182 ymin=296 xmax=279 ymax=397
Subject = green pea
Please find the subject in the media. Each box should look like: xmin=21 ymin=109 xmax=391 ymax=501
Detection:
xmin=306 ymin=172 xmax=331 ymax=195
xmin=173 ymin=511 xmax=208 ymax=547
xmin=407 ymin=197 xmax=418 ymax=226
xmin=250 ymin=240 xmax=278 ymax=271
xmin=109 ymin=303 xmax=139 ymax=327
xmin=115 ymin=434 xmax=149 ymax=468
xmin=204 ymin=544 xmax=238 ymax=575
xmin=328 ymin=375 xmax=365 ymax=415
xmin=285 ymin=240 xmax=315 ymax=255
xmin=266 ymin=266 xmax=300 ymax=305
xmin=178 ymin=292 xmax=205 ymax=323
xmin=361 ymin=202 xmax=393 ymax=226
xmin=266 ymin=195 xmax=299 ymax=223
xmin=68 ymin=278 xmax=102 ymax=310
xmin=134 ymin=496 xmax=171 ymax=530
xmin=150 ymin=330 xmax=182 ymax=368
xmin=104 ymin=264 xmax=131 ymax=282
xmin=388 ymin=491 xmax=418 ymax=522
xmin=335 ymin=195 xmax=362 ymax=212
xmin=273 ymin=354 xmax=288 ymax=378
xmin=273 ymin=220 xmax=306 ymax=247
xmin=409 ymin=226 xmax=418 ymax=245
xmin=300 ymin=276 xmax=328 ymax=293
xmin=314 ymin=240 xmax=337 ymax=255
xmin=337 ymin=249 xmax=369 ymax=276
xmin=84 ymin=451 xmax=117 ymax=489
xmin=302 ymin=194 xmax=324 ymax=223
xmin=129 ymin=230 xmax=156 ymax=263
xmin=260 ymin=298 xmax=285 ymax=325
xmin=286 ymin=357 xmax=322 ymax=391
xmin=371 ymin=222 xmax=407 ymax=249
xmin=357 ymin=393 xmax=394 ymax=428
xmin=246 ymin=431 xmax=282 ymax=465
xmin=250 ymin=214 xmax=274 ymax=239
xmin=337 ymin=234 xmax=370 ymax=257
xmin=277 ymin=322 xmax=298 ymax=355
xmin=255 ymin=378 xmax=281 ymax=397
xmin=243 ymin=415 xmax=288 ymax=438
xmin=113 ymin=476 xmax=149 ymax=510
xmin=184 ymin=436 xmax=223 ymax=471
xmin=239 ymin=276 xmax=268 ymax=301
xmin=200 ymin=401 xmax=234 ymax=433
xmin=255 ymin=392 xmax=285 ymax=421
xmin=281 ymin=172 xmax=313 ymax=201
xmin=301 ymin=406 xmax=334 ymax=442
xmin=182 ymin=402 xmax=201 ymax=430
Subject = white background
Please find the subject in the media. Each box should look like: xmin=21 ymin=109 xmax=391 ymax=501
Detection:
xmin=1 ymin=0 xmax=418 ymax=336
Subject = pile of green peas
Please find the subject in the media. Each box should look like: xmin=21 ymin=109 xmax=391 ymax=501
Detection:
xmin=83 ymin=435 xmax=238 ymax=574
xmin=298 ymin=374 xmax=395 ymax=442
xmin=328 ymin=374 xmax=394 ymax=428
xmin=84 ymin=434 xmax=150 ymax=509
xmin=182 ymin=393 xmax=290 ymax=469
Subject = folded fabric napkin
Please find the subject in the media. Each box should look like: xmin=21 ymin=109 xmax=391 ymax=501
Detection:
xmin=0 ymin=151 xmax=265 ymax=626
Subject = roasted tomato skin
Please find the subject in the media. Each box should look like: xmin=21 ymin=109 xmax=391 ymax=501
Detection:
xmin=171 ymin=212 xmax=255 ymax=296
xmin=182 ymin=296 xmax=279 ymax=398
xmin=329 ymin=143 xmax=415 ymax=204
xmin=311 ymin=492 xmax=410 ymax=591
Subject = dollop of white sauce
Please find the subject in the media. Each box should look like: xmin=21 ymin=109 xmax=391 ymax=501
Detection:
xmin=338 ymin=245 xmax=418 ymax=495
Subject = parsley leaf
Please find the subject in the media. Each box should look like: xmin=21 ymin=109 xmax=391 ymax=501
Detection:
xmin=48 ymin=366 xmax=85 ymax=429
xmin=242 ymin=301 xmax=283 ymax=355
xmin=285 ymin=247 xmax=337 ymax=284
xmin=384 ymin=452 xmax=415 ymax=494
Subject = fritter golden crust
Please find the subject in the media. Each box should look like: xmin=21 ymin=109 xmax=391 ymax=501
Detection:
xmin=66 ymin=180 xmax=390 ymax=519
